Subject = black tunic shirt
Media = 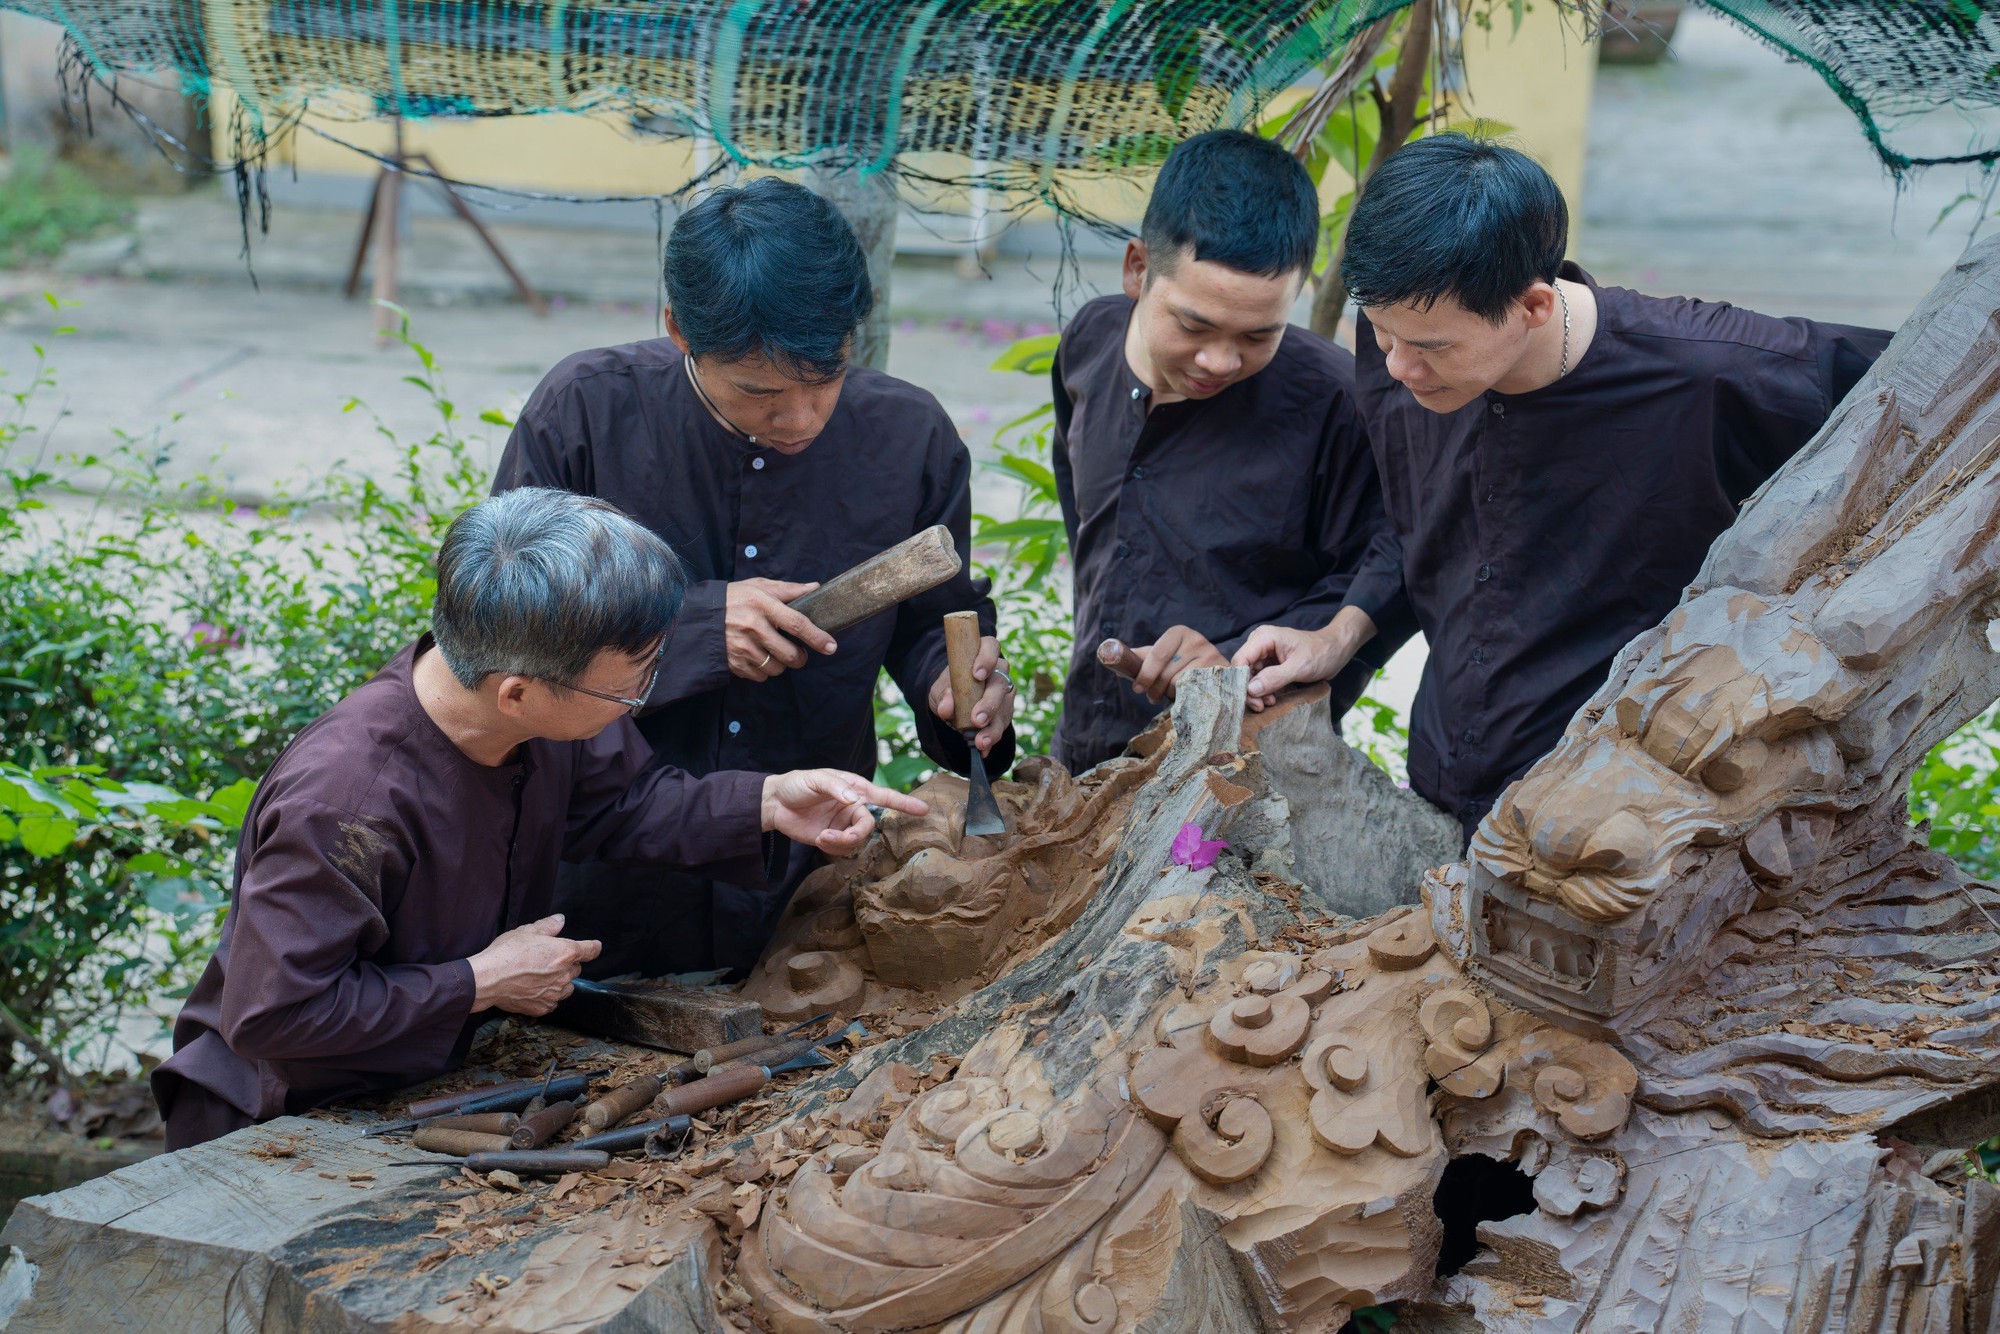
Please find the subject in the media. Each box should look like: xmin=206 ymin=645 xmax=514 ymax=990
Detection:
xmin=1343 ymin=262 xmax=1890 ymax=836
xmin=1050 ymin=294 xmax=1408 ymax=772
xmin=494 ymin=341 xmax=1011 ymax=972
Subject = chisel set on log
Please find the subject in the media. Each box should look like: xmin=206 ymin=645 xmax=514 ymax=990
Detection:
xmin=376 ymin=1016 xmax=860 ymax=1177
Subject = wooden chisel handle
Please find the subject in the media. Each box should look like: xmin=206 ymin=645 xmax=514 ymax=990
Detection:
xmin=695 ymin=1032 xmax=783 ymax=1074
xmin=426 ymin=1112 xmax=519 ymax=1135
xmin=461 ymin=1150 xmax=608 ymax=1176
xmin=944 ymin=611 xmax=983 ymax=732
xmin=653 ymin=1064 xmax=770 ymax=1118
xmin=510 ymin=1099 xmax=577 ymax=1149
xmin=413 ymin=1126 xmax=516 ymax=1156
xmin=1098 ymin=638 xmax=1142 ymax=681
xmin=582 ymin=1076 xmax=662 ymax=1130
xmin=789 ymin=525 xmax=962 ymax=633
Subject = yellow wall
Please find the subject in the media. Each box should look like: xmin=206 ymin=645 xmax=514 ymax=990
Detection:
xmin=1456 ymin=4 xmax=1599 ymax=236
xmin=215 ymin=10 xmax=1597 ymax=231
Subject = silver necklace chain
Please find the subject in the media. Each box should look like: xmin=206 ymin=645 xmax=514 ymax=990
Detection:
xmin=1557 ymin=281 xmax=1573 ymax=379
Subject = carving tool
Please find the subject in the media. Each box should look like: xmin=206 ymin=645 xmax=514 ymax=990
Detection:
xmin=522 ymin=1057 xmax=560 ymax=1115
xmin=581 ymin=1075 xmax=662 ymax=1131
xmin=387 ymin=1149 xmax=612 ymax=1176
xmin=405 ymin=1075 xmax=540 ymax=1121
xmin=692 ymin=1011 xmax=835 ymax=1074
xmin=789 ymin=524 xmax=963 ymax=633
xmin=944 ymin=610 xmax=1008 ymax=839
xmin=412 ymin=1126 xmax=517 ymax=1156
xmin=650 ymin=1049 xmax=834 ymax=1119
xmin=1097 ymin=638 xmax=1143 ymax=682
xmin=363 ymin=1070 xmax=608 ymax=1136
xmin=574 ymin=1114 xmax=692 ymax=1156
xmin=424 ymin=1112 xmax=520 ymax=1135
xmin=705 ymin=1022 xmax=866 ymax=1076
xmin=509 ymin=1099 xmax=578 ymax=1149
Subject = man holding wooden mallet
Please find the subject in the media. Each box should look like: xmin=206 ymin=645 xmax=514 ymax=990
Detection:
xmin=496 ymin=178 xmax=1016 ymax=977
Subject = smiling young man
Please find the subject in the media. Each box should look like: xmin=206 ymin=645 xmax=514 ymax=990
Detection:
xmin=151 ymin=489 xmax=923 ymax=1148
xmin=495 ymin=178 xmax=1014 ymax=976
xmin=1048 ymin=129 xmax=1407 ymax=772
xmin=1233 ymin=134 xmax=1890 ymax=838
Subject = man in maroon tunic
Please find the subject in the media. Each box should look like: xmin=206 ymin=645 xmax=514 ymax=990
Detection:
xmin=151 ymin=488 xmax=924 ymax=1149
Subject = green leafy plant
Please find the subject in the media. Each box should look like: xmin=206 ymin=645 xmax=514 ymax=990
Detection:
xmin=1909 ymin=704 xmax=2000 ymax=881
xmin=0 ymin=147 xmax=133 ymax=266
xmin=1 ymin=300 xmax=489 ymax=1081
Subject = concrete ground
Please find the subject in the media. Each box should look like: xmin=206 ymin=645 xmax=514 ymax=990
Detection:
xmin=0 ymin=9 xmax=1987 ymax=717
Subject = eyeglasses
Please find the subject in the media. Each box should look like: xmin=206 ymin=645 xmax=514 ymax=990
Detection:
xmin=553 ymin=639 xmax=666 ymax=715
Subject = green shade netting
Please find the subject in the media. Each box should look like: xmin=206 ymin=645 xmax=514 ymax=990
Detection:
xmin=8 ymin=0 xmax=1998 ymax=195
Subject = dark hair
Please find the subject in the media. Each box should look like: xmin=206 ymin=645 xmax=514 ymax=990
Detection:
xmin=1141 ymin=129 xmax=1318 ymax=279
xmin=1342 ymin=133 xmax=1568 ymax=323
xmin=664 ymin=177 xmax=873 ymax=383
xmin=432 ymin=488 xmax=687 ymax=689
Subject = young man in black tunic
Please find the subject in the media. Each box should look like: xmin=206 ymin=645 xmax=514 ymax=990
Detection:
xmin=1049 ymin=129 xmax=1407 ymax=773
xmin=495 ymin=179 xmax=1016 ymax=976
xmin=1234 ymin=135 xmax=1891 ymax=840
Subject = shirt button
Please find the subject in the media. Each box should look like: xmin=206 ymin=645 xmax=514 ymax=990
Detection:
xmin=1103 ymin=624 xmax=1117 ymax=639
xmin=728 ymin=720 xmax=742 ymax=735
xmin=1462 ymin=728 xmax=1477 ymax=743
xmin=1130 ymin=386 xmax=1143 ymax=400
xmin=752 ymin=457 xmax=765 ymax=470
xmin=1491 ymin=401 xmax=1505 ymax=416
xmin=1115 ymin=541 xmax=1130 ymax=558
xmin=745 ymin=544 xmax=759 ymax=558
xmin=1130 ymin=465 xmax=1146 ymax=480
xmin=1476 ymin=563 xmax=1493 ymax=582
xmin=1470 ymin=647 xmax=1486 ymax=664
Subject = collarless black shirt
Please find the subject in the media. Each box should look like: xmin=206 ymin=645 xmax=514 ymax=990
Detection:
xmin=493 ymin=340 xmax=1010 ymax=971
xmin=1050 ymin=293 xmax=1406 ymax=772
xmin=1342 ymin=262 xmax=1890 ymax=834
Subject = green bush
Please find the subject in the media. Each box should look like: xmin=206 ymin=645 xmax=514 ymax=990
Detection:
xmin=0 ymin=302 xmax=487 ymax=1080
xmin=0 ymin=148 xmax=132 ymax=266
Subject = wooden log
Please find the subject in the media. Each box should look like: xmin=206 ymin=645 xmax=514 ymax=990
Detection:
xmin=0 ymin=1114 xmax=721 ymax=1330
xmin=787 ymin=524 xmax=961 ymax=634
xmin=550 ymin=979 xmax=760 ymax=1053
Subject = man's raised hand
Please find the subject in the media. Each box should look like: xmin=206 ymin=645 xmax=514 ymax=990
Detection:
xmin=467 ymin=914 xmax=600 ymax=1016
xmin=725 ymin=578 xmax=839 ymax=682
xmin=762 ymin=769 xmax=928 ymax=855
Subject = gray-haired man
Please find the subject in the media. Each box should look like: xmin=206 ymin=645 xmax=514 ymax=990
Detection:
xmin=151 ymin=488 xmax=925 ymax=1150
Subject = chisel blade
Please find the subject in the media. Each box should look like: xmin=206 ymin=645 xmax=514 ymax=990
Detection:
xmin=962 ymin=738 xmax=1007 ymax=838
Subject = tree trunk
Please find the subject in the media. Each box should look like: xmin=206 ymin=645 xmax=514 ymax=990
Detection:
xmin=802 ymin=162 xmax=899 ymax=371
xmin=1310 ymin=0 xmax=1434 ymax=340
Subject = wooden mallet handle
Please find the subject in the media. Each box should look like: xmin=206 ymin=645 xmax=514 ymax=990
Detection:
xmin=944 ymin=611 xmax=982 ymax=732
xmin=789 ymin=525 xmax=963 ymax=633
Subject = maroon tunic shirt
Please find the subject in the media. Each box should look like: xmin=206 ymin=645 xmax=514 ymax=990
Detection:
xmin=152 ymin=637 xmax=772 ymax=1149
xmin=1050 ymin=293 xmax=1409 ymax=772
xmin=1343 ymin=262 xmax=1891 ymax=837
